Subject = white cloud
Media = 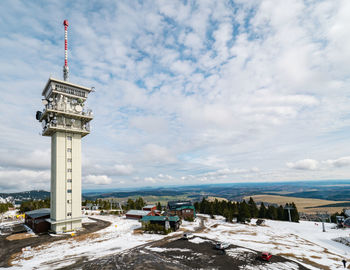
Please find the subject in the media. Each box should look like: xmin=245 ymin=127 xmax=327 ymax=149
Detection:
xmin=84 ymin=175 xmax=112 ymax=185
xmin=286 ymin=159 xmax=319 ymax=171
xmin=324 ymin=157 xmax=350 ymax=168
xmin=1 ymin=1 xmax=350 ymax=190
xmin=112 ymin=164 xmax=134 ymax=175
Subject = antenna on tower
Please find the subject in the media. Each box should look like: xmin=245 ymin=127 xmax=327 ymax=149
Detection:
xmin=63 ymin=20 xmax=69 ymax=81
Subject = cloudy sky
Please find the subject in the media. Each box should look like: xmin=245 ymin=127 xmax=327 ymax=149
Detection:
xmin=1 ymin=0 xmax=350 ymax=192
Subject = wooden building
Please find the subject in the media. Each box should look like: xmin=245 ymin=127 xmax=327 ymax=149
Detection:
xmin=25 ymin=208 xmax=51 ymax=233
xmin=142 ymin=205 xmax=157 ymax=211
xmin=141 ymin=215 xmax=181 ymax=231
xmin=125 ymin=210 xmax=152 ymax=220
xmin=167 ymin=201 xmax=196 ymax=219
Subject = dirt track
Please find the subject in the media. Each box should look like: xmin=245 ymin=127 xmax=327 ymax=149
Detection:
xmin=79 ymin=236 xmax=310 ymax=270
xmin=0 ymin=217 xmax=110 ymax=268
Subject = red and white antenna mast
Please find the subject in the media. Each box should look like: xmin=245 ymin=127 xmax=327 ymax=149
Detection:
xmin=63 ymin=20 xmax=69 ymax=81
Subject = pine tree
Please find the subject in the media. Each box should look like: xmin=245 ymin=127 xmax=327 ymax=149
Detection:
xmin=248 ymin=197 xmax=259 ymax=218
xmin=266 ymin=205 xmax=277 ymax=220
xmin=238 ymin=201 xmax=251 ymax=222
xmin=258 ymin=202 xmax=267 ymax=218
xmin=291 ymin=202 xmax=299 ymax=222
xmin=156 ymin=202 xmax=162 ymax=211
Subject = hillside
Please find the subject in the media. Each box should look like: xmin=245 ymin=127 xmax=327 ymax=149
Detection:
xmin=244 ymin=194 xmax=350 ymax=214
xmin=0 ymin=190 xmax=50 ymax=203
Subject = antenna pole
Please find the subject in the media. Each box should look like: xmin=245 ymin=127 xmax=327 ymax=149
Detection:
xmin=63 ymin=20 xmax=69 ymax=81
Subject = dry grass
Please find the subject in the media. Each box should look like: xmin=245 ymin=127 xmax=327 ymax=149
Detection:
xmin=6 ymin=233 xmax=34 ymax=241
xmin=243 ymin=194 xmax=350 ymax=214
xmin=277 ymin=253 xmax=330 ymax=270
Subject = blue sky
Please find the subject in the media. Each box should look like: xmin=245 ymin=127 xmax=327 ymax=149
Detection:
xmin=1 ymin=0 xmax=350 ymax=192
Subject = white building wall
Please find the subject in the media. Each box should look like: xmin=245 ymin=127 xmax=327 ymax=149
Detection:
xmin=51 ymin=131 xmax=82 ymax=232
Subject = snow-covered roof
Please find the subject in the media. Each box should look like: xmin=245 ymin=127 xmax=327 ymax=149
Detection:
xmin=143 ymin=205 xmax=156 ymax=208
xmin=126 ymin=210 xmax=150 ymax=216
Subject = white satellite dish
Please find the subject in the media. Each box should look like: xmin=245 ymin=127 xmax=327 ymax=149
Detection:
xmin=75 ymin=105 xmax=82 ymax=112
xmin=42 ymin=120 xmax=46 ymax=128
xmin=49 ymin=97 xmax=53 ymax=102
xmin=42 ymin=99 xmax=48 ymax=105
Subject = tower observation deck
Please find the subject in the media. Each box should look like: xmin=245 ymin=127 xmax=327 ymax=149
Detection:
xmin=36 ymin=20 xmax=93 ymax=233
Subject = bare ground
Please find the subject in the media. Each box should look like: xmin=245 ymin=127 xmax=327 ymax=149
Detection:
xmin=0 ymin=217 xmax=111 ymax=268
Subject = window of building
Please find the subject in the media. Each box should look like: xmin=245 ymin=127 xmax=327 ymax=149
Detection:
xmin=67 ymin=148 xmax=72 ymax=152
xmin=67 ymin=136 xmax=72 ymax=140
xmin=67 ymin=189 xmax=72 ymax=193
xmin=67 ymin=212 xmax=72 ymax=216
xmin=67 ymin=158 xmax=72 ymax=162
xmin=67 ymin=168 xmax=72 ymax=172
xmin=67 ymin=179 xmax=72 ymax=183
xmin=67 ymin=200 xmax=70 ymax=204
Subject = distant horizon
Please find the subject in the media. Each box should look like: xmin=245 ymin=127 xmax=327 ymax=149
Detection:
xmin=2 ymin=179 xmax=350 ymax=194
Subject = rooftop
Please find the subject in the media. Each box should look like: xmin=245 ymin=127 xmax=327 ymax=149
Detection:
xmin=25 ymin=208 xmax=51 ymax=219
xmin=141 ymin=215 xmax=180 ymax=222
xmin=126 ymin=210 xmax=151 ymax=216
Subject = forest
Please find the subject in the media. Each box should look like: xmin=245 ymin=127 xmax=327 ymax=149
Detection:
xmin=194 ymin=197 xmax=299 ymax=222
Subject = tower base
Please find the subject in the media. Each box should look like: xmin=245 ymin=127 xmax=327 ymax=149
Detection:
xmin=47 ymin=217 xmax=82 ymax=233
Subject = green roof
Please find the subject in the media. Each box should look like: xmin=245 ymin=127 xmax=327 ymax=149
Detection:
xmin=141 ymin=215 xmax=180 ymax=222
xmin=174 ymin=205 xmax=195 ymax=211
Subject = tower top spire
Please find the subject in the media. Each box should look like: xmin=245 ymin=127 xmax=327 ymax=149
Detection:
xmin=63 ymin=20 xmax=69 ymax=81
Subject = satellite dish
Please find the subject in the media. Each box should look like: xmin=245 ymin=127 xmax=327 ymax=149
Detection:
xmin=49 ymin=97 xmax=53 ymax=102
xmin=36 ymin=111 xmax=42 ymax=120
xmin=42 ymin=120 xmax=46 ymax=128
xmin=42 ymin=99 xmax=48 ymax=105
xmin=75 ymin=105 xmax=82 ymax=112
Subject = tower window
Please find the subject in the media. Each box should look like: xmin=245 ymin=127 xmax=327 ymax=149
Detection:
xmin=67 ymin=179 xmax=72 ymax=183
xmin=67 ymin=212 xmax=72 ymax=216
xmin=67 ymin=148 xmax=72 ymax=152
xmin=67 ymin=189 xmax=72 ymax=193
xmin=67 ymin=136 xmax=72 ymax=140
xmin=67 ymin=200 xmax=70 ymax=204
xmin=67 ymin=168 xmax=72 ymax=172
xmin=67 ymin=158 xmax=72 ymax=162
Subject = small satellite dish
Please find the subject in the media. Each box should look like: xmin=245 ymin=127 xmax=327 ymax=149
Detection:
xmin=75 ymin=105 xmax=82 ymax=112
xmin=42 ymin=120 xmax=46 ymax=128
xmin=42 ymin=99 xmax=48 ymax=105
xmin=36 ymin=111 xmax=42 ymax=120
xmin=49 ymin=97 xmax=53 ymax=102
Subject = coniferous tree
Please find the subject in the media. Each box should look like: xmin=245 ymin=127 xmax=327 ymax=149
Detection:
xmin=156 ymin=201 xmax=162 ymax=211
xmin=238 ymin=201 xmax=251 ymax=222
xmin=248 ymin=197 xmax=259 ymax=218
xmin=266 ymin=205 xmax=277 ymax=220
xmin=291 ymin=202 xmax=299 ymax=222
xmin=277 ymin=205 xmax=284 ymax=220
xmin=258 ymin=202 xmax=267 ymax=218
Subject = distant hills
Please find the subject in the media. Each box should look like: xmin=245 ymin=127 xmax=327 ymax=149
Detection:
xmin=0 ymin=190 xmax=50 ymax=203
xmin=2 ymin=180 xmax=350 ymax=203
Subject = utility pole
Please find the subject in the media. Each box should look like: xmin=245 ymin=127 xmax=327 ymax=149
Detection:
xmin=317 ymin=211 xmax=330 ymax=232
xmin=284 ymin=205 xmax=294 ymax=222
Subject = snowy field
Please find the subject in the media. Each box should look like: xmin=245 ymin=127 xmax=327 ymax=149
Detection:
xmin=194 ymin=214 xmax=350 ymax=270
xmin=9 ymin=215 xmax=165 ymax=270
xmin=6 ymin=213 xmax=350 ymax=269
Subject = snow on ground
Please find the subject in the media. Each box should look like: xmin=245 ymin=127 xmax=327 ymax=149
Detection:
xmin=9 ymin=216 xmax=165 ymax=270
xmin=7 ymin=214 xmax=350 ymax=269
xmin=187 ymin=215 xmax=350 ymax=270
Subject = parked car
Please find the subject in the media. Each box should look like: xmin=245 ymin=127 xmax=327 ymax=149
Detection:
xmin=261 ymin=252 xmax=272 ymax=261
xmin=215 ymin=242 xmax=230 ymax=250
xmin=182 ymin=232 xmax=194 ymax=240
